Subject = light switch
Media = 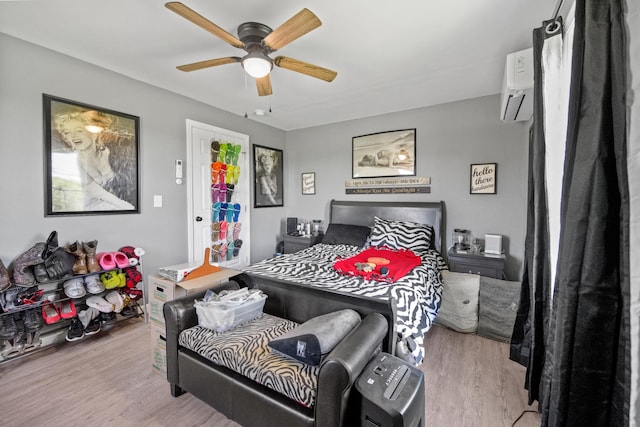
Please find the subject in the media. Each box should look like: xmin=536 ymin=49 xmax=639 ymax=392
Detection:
xmin=153 ymin=195 xmax=163 ymax=207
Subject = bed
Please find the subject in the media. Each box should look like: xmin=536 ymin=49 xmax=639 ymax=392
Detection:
xmin=238 ymin=199 xmax=447 ymax=365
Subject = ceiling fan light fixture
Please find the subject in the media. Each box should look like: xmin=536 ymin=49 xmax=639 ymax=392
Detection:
xmin=241 ymin=54 xmax=273 ymax=78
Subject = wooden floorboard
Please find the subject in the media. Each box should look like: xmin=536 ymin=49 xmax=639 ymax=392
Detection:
xmin=0 ymin=320 xmax=540 ymax=427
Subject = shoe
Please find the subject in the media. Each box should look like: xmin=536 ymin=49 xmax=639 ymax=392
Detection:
xmin=123 ymin=267 xmax=142 ymax=289
xmin=100 ymin=270 xmax=121 ymax=289
xmin=233 ymin=240 xmax=243 ymax=257
xmin=0 ymin=259 xmax=10 ymax=292
xmin=96 ymin=252 xmax=116 ymax=270
xmin=58 ymin=300 xmax=77 ymax=319
xmin=113 ymin=252 xmax=129 ymax=269
xmin=86 ymin=296 xmax=114 ymax=313
xmin=84 ymin=317 xmax=101 ymax=336
xmin=120 ymin=304 xmax=138 ymax=319
xmin=100 ymin=312 xmax=117 ymax=331
xmin=0 ymin=314 xmax=18 ymax=340
xmin=63 ymin=277 xmax=86 ymax=299
xmin=118 ymin=246 xmax=140 ymax=267
xmin=65 ymin=318 xmax=84 ymax=342
xmin=65 ymin=241 xmax=87 ymax=275
xmin=84 ymin=273 xmax=105 ymax=294
xmin=232 ymin=203 xmax=241 ymax=222
xmin=116 ymin=271 xmax=127 ymax=288
xmin=0 ymin=287 xmax=20 ymax=312
xmin=42 ymin=302 xmax=61 ymax=324
xmin=83 ymin=240 xmax=101 ymax=273
xmin=78 ymin=307 xmax=99 ymax=329
xmin=22 ymin=307 xmax=44 ymax=332
xmin=124 ymin=288 xmax=143 ymax=301
xmin=105 ymin=291 xmax=124 ymax=313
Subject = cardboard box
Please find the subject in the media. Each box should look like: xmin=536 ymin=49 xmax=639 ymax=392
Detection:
xmin=151 ymin=324 xmax=167 ymax=376
xmin=157 ymin=261 xmax=201 ymax=282
xmin=148 ymin=268 xmax=240 ymax=328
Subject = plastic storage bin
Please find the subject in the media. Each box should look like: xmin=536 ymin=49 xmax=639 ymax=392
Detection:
xmin=195 ymin=288 xmax=267 ymax=332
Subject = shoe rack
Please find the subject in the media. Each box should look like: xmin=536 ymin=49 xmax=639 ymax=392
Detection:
xmin=0 ymin=252 xmax=146 ymax=364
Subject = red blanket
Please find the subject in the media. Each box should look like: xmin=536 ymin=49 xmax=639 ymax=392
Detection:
xmin=333 ymin=247 xmax=421 ymax=282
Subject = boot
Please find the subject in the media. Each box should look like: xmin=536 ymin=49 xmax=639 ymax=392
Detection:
xmin=0 ymin=259 xmax=10 ymax=291
xmin=10 ymin=242 xmax=46 ymax=287
xmin=66 ymin=241 xmax=88 ymax=275
xmin=83 ymin=240 xmax=100 ymax=273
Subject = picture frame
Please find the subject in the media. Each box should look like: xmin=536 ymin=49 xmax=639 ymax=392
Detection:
xmin=470 ymin=163 xmax=497 ymax=194
xmin=253 ymin=144 xmax=284 ymax=207
xmin=352 ymin=128 xmax=416 ymax=178
xmin=43 ymin=94 xmax=140 ymax=216
xmin=301 ymin=172 xmax=315 ymax=195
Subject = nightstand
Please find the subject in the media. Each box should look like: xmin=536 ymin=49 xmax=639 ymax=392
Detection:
xmin=447 ymin=249 xmax=506 ymax=279
xmin=283 ymin=234 xmax=323 ymax=254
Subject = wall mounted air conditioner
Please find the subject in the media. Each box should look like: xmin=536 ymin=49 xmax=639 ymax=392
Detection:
xmin=500 ymin=47 xmax=533 ymax=122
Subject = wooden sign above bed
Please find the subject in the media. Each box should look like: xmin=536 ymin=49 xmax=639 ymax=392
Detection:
xmin=345 ymin=176 xmax=431 ymax=195
xmin=345 ymin=176 xmax=431 ymax=187
xmin=345 ymin=187 xmax=430 ymax=194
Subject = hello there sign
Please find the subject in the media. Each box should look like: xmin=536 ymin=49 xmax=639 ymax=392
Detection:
xmin=470 ymin=163 xmax=497 ymax=194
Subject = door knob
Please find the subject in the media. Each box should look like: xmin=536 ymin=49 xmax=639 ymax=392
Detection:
xmin=195 ymin=216 xmax=203 ymax=222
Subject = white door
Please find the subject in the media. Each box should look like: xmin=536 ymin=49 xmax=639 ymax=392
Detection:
xmin=186 ymin=119 xmax=251 ymax=268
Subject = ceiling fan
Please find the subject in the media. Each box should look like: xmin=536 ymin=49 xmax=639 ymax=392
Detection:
xmin=165 ymin=2 xmax=338 ymax=96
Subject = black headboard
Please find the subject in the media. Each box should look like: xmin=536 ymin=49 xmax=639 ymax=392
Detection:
xmin=329 ymin=199 xmax=446 ymax=253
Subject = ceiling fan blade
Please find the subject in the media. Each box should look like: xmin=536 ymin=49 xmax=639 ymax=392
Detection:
xmin=274 ymin=56 xmax=337 ymax=82
xmin=177 ymin=57 xmax=241 ymax=72
xmin=256 ymin=75 xmax=273 ymax=96
xmin=165 ymin=2 xmax=245 ymax=49
xmin=263 ymin=9 xmax=321 ymax=51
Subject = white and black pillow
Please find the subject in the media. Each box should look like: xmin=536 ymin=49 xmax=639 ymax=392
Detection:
xmin=268 ymin=309 xmax=361 ymax=366
xmin=368 ymin=216 xmax=434 ymax=253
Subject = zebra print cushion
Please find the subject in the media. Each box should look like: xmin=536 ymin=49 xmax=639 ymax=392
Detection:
xmin=243 ymin=243 xmax=446 ymax=365
xmin=179 ymin=314 xmax=319 ymax=407
xmin=368 ymin=216 xmax=435 ymax=253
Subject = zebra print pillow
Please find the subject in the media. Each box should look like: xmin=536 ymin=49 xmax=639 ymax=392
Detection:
xmin=368 ymin=216 xmax=434 ymax=253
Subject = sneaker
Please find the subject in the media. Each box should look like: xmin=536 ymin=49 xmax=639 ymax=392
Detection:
xmin=0 ymin=313 xmax=18 ymax=340
xmin=84 ymin=274 xmax=105 ymax=294
xmin=66 ymin=318 xmax=84 ymax=342
xmin=84 ymin=317 xmax=101 ymax=336
xmin=22 ymin=308 xmax=44 ymax=333
xmin=100 ymin=312 xmax=117 ymax=332
xmin=63 ymin=277 xmax=86 ymax=299
xmin=120 ymin=304 xmax=138 ymax=319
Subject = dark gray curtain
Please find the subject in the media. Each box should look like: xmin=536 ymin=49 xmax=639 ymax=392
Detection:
xmin=512 ymin=0 xmax=631 ymax=425
xmin=509 ymin=19 xmax=557 ymax=405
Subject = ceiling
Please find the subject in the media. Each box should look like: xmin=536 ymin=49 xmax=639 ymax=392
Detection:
xmin=0 ymin=0 xmax=556 ymax=131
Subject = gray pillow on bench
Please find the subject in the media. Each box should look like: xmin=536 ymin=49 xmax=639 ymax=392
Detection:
xmin=268 ymin=309 xmax=361 ymax=366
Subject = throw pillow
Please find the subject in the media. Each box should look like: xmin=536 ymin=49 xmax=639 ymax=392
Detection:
xmin=368 ymin=216 xmax=434 ymax=252
xmin=268 ymin=309 xmax=361 ymax=366
xmin=322 ymin=223 xmax=371 ymax=247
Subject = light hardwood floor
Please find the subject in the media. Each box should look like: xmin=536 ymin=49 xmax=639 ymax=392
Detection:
xmin=0 ymin=320 xmax=540 ymax=427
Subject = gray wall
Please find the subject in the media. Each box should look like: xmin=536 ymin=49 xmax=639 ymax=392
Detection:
xmin=284 ymin=96 xmax=529 ymax=280
xmin=0 ymin=34 xmax=285 ymax=277
xmin=0 ymin=33 xmax=529 ymax=282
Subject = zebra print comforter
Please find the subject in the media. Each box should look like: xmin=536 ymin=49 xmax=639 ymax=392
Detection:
xmin=243 ymin=243 xmax=447 ymax=364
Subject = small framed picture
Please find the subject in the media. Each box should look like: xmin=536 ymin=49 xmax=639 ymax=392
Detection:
xmin=470 ymin=163 xmax=497 ymax=194
xmin=302 ymin=172 xmax=315 ymax=195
